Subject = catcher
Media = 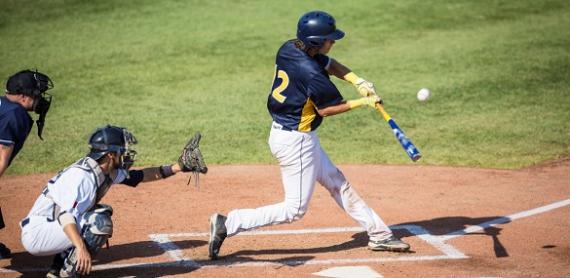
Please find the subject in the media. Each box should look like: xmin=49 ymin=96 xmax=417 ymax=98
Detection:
xmin=19 ymin=125 xmax=207 ymax=277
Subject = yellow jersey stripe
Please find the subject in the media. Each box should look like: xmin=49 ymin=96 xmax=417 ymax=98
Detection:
xmin=299 ymin=99 xmax=316 ymax=132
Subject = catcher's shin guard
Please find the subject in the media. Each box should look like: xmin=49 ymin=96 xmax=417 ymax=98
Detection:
xmin=60 ymin=205 xmax=113 ymax=277
xmin=46 ymin=251 xmax=67 ymax=278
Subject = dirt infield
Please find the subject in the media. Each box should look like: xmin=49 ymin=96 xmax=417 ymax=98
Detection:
xmin=1 ymin=158 xmax=569 ymax=277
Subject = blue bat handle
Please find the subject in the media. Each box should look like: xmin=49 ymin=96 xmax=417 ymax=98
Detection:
xmin=387 ymin=119 xmax=422 ymax=161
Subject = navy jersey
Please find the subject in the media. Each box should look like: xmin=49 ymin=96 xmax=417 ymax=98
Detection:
xmin=0 ymin=96 xmax=33 ymax=165
xmin=267 ymin=40 xmax=344 ymax=132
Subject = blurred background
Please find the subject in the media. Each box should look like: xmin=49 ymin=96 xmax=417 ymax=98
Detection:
xmin=1 ymin=0 xmax=569 ymax=174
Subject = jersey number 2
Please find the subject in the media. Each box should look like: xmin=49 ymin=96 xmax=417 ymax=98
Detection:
xmin=271 ymin=69 xmax=289 ymax=103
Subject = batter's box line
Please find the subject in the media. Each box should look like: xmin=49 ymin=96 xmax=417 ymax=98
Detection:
xmin=149 ymin=197 xmax=570 ymax=268
xmin=2 ymin=198 xmax=568 ymax=274
xmin=148 ymin=225 xmax=468 ymax=268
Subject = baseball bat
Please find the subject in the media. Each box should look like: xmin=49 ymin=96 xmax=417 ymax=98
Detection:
xmin=375 ymin=103 xmax=422 ymax=162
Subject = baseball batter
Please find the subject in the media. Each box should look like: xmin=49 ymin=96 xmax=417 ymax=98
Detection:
xmin=208 ymin=11 xmax=410 ymax=260
xmin=20 ymin=125 xmax=207 ymax=277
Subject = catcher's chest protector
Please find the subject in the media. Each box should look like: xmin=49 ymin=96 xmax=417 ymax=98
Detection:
xmin=73 ymin=157 xmax=113 ymax=207
xmin=43 ymin=157 xmax=112 ymax=214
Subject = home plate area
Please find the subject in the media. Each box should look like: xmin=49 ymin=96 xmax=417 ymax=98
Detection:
xmin=95 ymin=197 xmax=570 ymax=272
xmin=4 ymin=199 xmax=568 ymax=276
xmin=148 ymin=225 xmax=467 ymax=268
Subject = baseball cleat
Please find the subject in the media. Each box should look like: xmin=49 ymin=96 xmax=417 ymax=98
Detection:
xmin=208 ymin=213 xmax=227 ymax=260
xmin=45 ymin=252 xmax=65 ymax=278
xmin=45 ymin=270 xmax=59 ymax=278
xmin=368 ymin=235 xmax=410 ymax=252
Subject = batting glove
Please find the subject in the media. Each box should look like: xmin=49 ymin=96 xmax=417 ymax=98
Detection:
xmin=355 ymin=78 xmax=377 ymax=97
xmin=347 ymin=95 xmax=382 ymax=109
xmin=344 ymin=72 xmax=377 ymax=97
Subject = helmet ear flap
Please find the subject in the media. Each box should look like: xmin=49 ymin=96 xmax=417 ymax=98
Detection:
xmin=305 ymin=37 xmax=325 ymax=48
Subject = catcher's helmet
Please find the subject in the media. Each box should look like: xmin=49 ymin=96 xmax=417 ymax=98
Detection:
xmin=87 ymin=125 xmax=137 ymax=169
xmin=296 ymin=10 xmax=345 ymax=48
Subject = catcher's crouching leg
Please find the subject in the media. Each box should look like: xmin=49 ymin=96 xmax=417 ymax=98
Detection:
xmin=60 ymin=204 xmax=113 ymax=277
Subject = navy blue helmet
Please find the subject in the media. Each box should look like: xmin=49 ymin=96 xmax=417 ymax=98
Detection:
xmin=88 ymin=125 xmax=137 ymax=169
xmin=296 ymin=11 xmax=345 ymax=48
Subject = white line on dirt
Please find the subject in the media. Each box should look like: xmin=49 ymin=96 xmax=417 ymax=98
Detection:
xmin=3 ymin=198 xmax=568 ymax=273
xmin=149 ymin=226 xmax=366 ymax=238
xmin=151 ymin=224 xmax=468 ymax=264
xmin=440 ymin=198 xmax=570 ymax=241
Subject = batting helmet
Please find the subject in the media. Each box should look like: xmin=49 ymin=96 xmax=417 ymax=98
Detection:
xmin=87 ymin=125 xmax=137 ymax=169
xmin=296 ymin=11 xmax=345 ymax=48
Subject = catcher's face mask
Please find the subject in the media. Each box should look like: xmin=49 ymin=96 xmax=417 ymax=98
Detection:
xmin=88 ymin=125 xmax=138 ymax=170
xmin=119 ymin=128 xmax=137 ymax=170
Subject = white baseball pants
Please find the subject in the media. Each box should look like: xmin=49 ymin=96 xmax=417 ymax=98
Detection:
xmin=21 ymin=215 xmax=92 ymax=256
xmin=225 ymin=124 xmax=393 ymax=241
xmin=20 ymin=216 xmax=76 ymax=256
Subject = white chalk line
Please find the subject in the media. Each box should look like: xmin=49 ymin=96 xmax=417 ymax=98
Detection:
xmin=0 ymin=225 xmax=462 ymax=274
xmin=440 ymin=198 xmax=570 ymax=241
xmin=153 ymin=226 xmax=366 ymax=238
xmin=2 ymin=198 xmax=568 ymax=273
xmin=148 ymin=224 xmax=467 ymax=269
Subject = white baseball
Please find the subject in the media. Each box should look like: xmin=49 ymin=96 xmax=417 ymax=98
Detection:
xmin=417 ymin=88 xmax=430 ymax=102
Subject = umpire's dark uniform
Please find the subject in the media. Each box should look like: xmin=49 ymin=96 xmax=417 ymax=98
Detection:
xmin=0 ymin=71 xmax=42 ymax=259
xmin=1 ymin=96 xmax=33 ymax=257
xmin=0 ymin=95 xmax=32 ymax=258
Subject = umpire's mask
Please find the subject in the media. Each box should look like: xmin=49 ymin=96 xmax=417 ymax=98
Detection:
xmin=5 ymin=69 xmax=54 ymax=140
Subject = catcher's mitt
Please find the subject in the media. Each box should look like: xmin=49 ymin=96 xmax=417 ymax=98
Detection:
xmin=178 ymin=132 xmax=208 ymax=186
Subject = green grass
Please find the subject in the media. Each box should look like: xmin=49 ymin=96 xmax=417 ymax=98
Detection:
xmin=1 ymin=0 xmax=569 ymax=175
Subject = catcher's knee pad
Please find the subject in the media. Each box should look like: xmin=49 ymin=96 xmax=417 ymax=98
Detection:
xmin=83 ymin=204 xmax=113 ymax=236
xmin=60 ymin=204 xmax=113 ymax=277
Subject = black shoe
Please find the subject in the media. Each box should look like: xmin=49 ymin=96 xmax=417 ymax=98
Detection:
xmin=46 ymin=251 xmax=66 ymax=278
xmin=208 ymin=213 xmax=227 ymax=260
xmin=0 ymin=243 xmax=11 ymax=259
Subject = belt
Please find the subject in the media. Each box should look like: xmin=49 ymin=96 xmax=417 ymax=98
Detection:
xmin=271 ymin=122 xmax=292 ymax=132
xmin=20 ymin=217 xmax=30 ymax=228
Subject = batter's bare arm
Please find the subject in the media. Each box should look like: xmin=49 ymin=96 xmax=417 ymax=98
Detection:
xmin=327 ymin=59 xmax=377 ymax=97
xmin=327 ymin=58 xmax=351 ymax=78
xmin=317 ymin=102 xmax=351 ymax=117
xmin=317 ymin=95 xmax=382 ymax=117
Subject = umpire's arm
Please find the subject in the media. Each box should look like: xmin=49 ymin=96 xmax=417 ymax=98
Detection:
xmin=0 ymin=144 xmax=14 ymax=178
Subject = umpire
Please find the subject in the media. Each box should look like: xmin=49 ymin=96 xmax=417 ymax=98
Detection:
xmin=0 ymin=69 xmax=54 ymax=258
